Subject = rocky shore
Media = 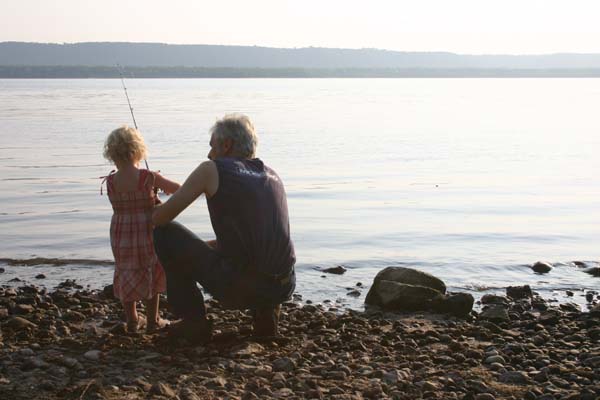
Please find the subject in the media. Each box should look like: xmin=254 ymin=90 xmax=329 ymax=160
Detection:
xmin=0 ymin=281 xmax=599 ymax=400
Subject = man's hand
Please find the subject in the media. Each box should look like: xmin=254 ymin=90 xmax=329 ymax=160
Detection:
xmin=152 ymin=161 xmax=218 ymax=226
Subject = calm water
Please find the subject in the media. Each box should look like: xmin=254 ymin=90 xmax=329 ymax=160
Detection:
xmin=1 ymin=78 xmax=599 ymax=309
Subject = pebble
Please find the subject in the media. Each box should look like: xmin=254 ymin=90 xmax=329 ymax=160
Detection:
xmin=272 ymin=357 xmax=295 ymax=372
xmin=498 ymin=371 xmax=530 ymax=384
xmin=475 ymin=394 xmax=496 ymax=400
xmin=484 ymin=355 xmax=506 ymax=364
xmin=149 ymin=382 xmax=176 ymax=398
xmin=83 ymin=350 xmax=102 ymax=361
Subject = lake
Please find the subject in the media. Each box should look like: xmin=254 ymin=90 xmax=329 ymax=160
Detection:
xmin=1 ymin=78 xmax=599 ymax=309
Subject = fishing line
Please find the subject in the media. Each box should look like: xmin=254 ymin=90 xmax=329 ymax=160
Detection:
xmin=116 ymin=64 xmax=149 ymax=170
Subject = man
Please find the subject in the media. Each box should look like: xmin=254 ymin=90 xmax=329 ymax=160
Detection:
xmin=152 ymin=114 xmax=295 ymax=343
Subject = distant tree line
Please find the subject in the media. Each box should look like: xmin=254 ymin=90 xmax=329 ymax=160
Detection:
xmin=2 ymin=66 xmax=600 ymax=78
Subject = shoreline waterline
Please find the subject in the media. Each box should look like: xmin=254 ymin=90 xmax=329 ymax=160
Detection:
xmin=1 ymin=256 xmax=597 ymax=313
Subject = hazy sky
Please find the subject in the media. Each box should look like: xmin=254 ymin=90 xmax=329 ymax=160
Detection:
xmin=2 ymin=0 xmax=600 ymax=54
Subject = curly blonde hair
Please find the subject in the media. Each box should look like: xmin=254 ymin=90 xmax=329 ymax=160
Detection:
xmin=103 ymin=126 xmax=147 ymax=164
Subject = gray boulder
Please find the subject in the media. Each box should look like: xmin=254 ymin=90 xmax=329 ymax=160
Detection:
xmin=367 ymin=266 xmax=446 ymax=294
xmin=365 ymin=267 xmax=475 ymax=316
xmin=365 ymin=280 xmax=441 ymax=311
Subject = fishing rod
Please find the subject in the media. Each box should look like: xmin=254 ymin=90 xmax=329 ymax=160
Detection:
xmin=116 ymin=64 xmax=149 ymax=170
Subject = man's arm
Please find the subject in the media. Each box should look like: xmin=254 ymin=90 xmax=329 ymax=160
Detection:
xmin=152 ymin=161 xmax=218 ymax=226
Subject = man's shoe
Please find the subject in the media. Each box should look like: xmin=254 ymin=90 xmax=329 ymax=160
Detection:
xmin=253 ymin=305 xmax=281 ymax=337
xmin=167 ymin=318 xmax=212 ymax=344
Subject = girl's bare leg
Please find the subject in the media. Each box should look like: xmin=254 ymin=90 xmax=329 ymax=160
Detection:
xmin=144 ymin=294 xmax=160 ymax=325
xmin=122 ymin=300 xmax=139 ymax=331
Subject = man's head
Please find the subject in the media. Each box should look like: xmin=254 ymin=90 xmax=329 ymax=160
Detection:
xmin=208 ymin=114 xmax=258 ymax=160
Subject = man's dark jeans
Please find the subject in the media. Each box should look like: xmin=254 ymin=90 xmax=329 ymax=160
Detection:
xmin=153 ymin=221 xmax=295 ymax=320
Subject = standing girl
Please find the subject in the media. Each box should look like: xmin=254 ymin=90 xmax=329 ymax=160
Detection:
xmin=103 ymin=126 xmax=180 ymax=333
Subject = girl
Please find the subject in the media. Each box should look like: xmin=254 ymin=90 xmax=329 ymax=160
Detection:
xmin=103 ymin=126 xmax=180 ymax=333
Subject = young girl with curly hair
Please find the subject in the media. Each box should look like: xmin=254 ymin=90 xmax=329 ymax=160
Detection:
xmin=103 ymin=126 xmax=180 ymax=333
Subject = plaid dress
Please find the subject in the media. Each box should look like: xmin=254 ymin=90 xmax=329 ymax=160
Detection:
xmin=106 ymin=169 xmax=166 ymax=302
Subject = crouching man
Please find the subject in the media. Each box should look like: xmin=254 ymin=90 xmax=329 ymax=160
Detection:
xmin=152 ymin=114 xmax=295 ymax=342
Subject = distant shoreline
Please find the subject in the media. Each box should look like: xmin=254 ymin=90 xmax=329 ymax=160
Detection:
xmin=2 ymin=66 xmax=600 ymax=78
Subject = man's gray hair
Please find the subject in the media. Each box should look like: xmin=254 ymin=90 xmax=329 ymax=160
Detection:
xmin=211 ymin=113 xmax=258 ymax=158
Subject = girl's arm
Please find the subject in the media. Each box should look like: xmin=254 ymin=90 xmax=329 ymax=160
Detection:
xmin=153 ymin=172 xmax=181 ymax=194
xmin=152 ymin=161 xmax=218 ymax=226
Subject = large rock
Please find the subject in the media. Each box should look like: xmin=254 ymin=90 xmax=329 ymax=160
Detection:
xmin=367 ymin=267 xmax=446 ymax=295
xmin=363 ymin=267 xmax=475 ymax=315
xmin=365 ymin=280 xmax=441 ymax=311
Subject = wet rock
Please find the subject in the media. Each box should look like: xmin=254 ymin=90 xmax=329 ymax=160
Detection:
xmin=346 ymin=289 xmax=361 ymax=297
xmin=365 ymin=280 xmax=441 ymax=311
xmin=102 ymin=284 xmax=115 ymax=299
xmin=322 ymin=265 xmax=347 ymax=274
xmin=532 ymin=261 xmax=552 ymax=274
xmin=506 ymin=285 xmax=532 ymax=300
xmin=35 ymin=274 xmax=46 ymax=279
xmin=585 ymin=292 xmax=594 ymax=302
xmin=583 ymin=267 xmax=600 ymax=277
xmin=366 ymin=266 xmax=446 ymax=295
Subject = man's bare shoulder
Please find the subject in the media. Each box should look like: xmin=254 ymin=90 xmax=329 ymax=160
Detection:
xmin=192 ymin=160 xmax=217 ymax=177
xmin=192 ymin=160 xmax=218 ymax=197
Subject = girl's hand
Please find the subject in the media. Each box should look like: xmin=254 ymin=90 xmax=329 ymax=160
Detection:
xmin=153 ymin=171 xmax=181 ymax=195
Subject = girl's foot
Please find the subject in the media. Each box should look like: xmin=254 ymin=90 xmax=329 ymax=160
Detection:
xmin=126 ymin=315 xmax=146 ymax=333
xmin=147 ymin=318 xmax=170 ymax=333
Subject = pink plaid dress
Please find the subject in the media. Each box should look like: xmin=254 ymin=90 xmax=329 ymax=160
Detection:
xmin=106 ymin=169 xmax=166 ymax=302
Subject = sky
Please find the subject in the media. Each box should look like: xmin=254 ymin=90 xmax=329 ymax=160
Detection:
xmin=1 ymin=0 xmax=600 ymax=55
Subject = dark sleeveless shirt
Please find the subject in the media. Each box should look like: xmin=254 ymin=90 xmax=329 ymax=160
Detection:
xmin=207 ymin=158 xmax=295 ymax=277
